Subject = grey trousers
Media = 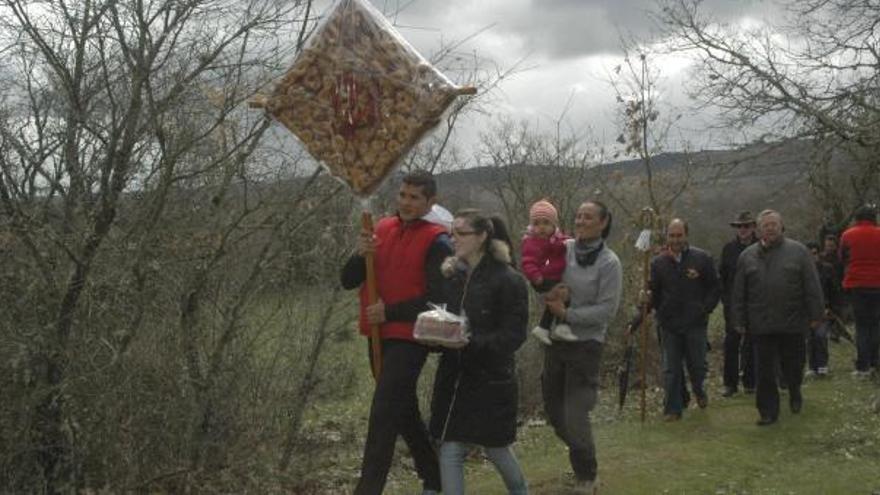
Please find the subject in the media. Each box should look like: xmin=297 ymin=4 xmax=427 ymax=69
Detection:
xmin=541 ymin=340 xmax=603 ymax=482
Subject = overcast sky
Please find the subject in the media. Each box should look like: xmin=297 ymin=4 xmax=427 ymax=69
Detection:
xmin=311 ymin=0 xmax=782 ymax=159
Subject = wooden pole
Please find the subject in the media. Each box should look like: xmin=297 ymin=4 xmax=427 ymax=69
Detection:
xmin=639 ymin=251 xmax=650 ymax=423
xmin=638 ymin=207 xmax=656 ymax=423
xmin=362 ymin=211 xmax=382 ymax=380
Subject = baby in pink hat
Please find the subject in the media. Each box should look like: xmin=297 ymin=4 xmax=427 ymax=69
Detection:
xmin=521 ymin=199 xmax=574 ymax=344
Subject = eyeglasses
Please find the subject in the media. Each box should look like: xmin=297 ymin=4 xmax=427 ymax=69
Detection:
xmin=452 ymin=230 xmax=479 ymax=237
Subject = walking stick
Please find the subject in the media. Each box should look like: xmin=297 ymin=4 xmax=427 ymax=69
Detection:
xmin=827 ymin=311 xmax=854 ymax=344
xmin=361 ymin=209 xmax=382 ymax=380
xmin=635 ymin=207 xmax=657 ymax=423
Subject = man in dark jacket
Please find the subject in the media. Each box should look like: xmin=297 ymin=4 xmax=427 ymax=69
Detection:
xmin=839 ymin=205 xmax=880 ymax=377
xmin=340 ymin=171 xmax=450 ymax=495
xmin=806 ymin=241 xmax=839 ymax=376
xmin=733 ymin=210 xmax=824 ymax=426
xmin=719 ymin=211 xmax=759 ymax=397
xmin=650 ymin=218 xmax=721 ymax=420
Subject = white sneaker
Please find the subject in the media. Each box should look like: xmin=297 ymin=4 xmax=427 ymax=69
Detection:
xmin=851 ymin=370 xmax=871 ymax=379
xmin=817 ymin=367 xmax=829 ymax=376
xmin=804 ymin=370 xmax=816 ymax=378
xmin=551 ymin=323 xmax=578 ymax=341
xmin=531 ymin=326 xmax=552 ymax=345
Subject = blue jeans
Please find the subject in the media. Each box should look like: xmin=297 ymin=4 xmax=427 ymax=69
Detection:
xmin=439 ymin=441 xmax=528 ymax=495
xmin=661 ymin=326 xmax=708 ymax=415
xmin=852 ymin=290 xmax=880 ymax=371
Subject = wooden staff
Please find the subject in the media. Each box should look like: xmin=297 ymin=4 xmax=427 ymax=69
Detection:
xmin=362 ymin=210 xmax=382 ymax=380
xmin=637 ymin=207 xmax=657 ymax=423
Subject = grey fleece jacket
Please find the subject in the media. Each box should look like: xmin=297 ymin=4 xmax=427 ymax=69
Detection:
xmin=560 ymin=239 xmax=623 ymax=343
xmin=732 ymin=237 xmax=824 ymax=335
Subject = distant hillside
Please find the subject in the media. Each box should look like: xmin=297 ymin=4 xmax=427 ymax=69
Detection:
xmin=430 ymin=140 xmax=855 ymax=255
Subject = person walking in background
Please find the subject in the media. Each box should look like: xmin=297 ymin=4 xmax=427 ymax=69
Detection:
xmin=820 ymin=232 xmax=849 ymax=337
xmin=649 ymin=219 xmax=720 ymax=421
xmin=821 ymin=233 xmax=844 ymax=284
xmin=521 ymin=199 xmax=571 ymax=345
xmin=340 ymin=171 xmax=448 ymax=495
xmin=839 ymin=204 xmax=880 ymax=378
xmin=430 ymin=209 xmax=529 ymax=495
xmin=806 ymin=241 xmax=839 ymax=377
xmin=719 ymin=211 xmax=758 ymax=397
xmin=733 ymin=210 xmax=824 ymax=426
xmin=541 ymin=200 xmax=623 ymax=494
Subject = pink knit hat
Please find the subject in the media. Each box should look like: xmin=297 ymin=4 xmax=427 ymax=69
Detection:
xmin=529 ymin=200 xmax=559 ymax=225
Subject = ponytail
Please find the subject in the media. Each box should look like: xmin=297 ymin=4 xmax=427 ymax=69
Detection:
xmin=489 ymin=215 xmax=516 ymax=267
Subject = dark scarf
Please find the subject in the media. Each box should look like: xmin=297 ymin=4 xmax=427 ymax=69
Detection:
xmin=575 ymin=238 xmax=604 ymax=267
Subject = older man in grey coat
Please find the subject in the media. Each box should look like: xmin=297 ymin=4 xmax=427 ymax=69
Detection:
xmin=732 ymin=209 xmax=824 ymax=426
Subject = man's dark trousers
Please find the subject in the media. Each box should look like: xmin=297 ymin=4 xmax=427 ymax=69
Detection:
xmin=753 ymin=333 xmax=806 ymax=420
xmin=723 ymin=306 xmax=754 ymax=390
xmin=355 ymin=339 xmax=440 ymax=495
xmin=851 ymin=289 xmax=880 ymax=372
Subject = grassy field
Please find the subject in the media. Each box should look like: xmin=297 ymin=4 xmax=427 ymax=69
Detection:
xmin=372 ymin=339 xmax=880 ymax=495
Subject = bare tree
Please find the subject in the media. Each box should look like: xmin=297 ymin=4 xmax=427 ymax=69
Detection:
xmin=605 ymin=42 xmax=695 ymax=223
xmin=0 ymin=0 xmax=313 ymax=490
xmin=656 ymin=0 xmax=880 ymax=224
xmin=0 ymin=0 xmax=510 ymax=490
xmin=475 ymin=111 xmax=599 ymax=236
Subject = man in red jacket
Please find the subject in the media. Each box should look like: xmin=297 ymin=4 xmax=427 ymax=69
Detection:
xmin=340 ymin=171 xmax=451 ymax=495
xmin=839 ymin=205 xmax=880 ymax=378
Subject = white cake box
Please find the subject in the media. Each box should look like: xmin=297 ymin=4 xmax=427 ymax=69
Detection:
xmin=414 ymin=304 xmax=469 ymax=348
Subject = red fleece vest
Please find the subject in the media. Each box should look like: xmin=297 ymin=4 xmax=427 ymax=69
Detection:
xmin=358 ymin=217 xmax=445 ymax=340
xmin=840 ymin=220 xmax=880 ymax=289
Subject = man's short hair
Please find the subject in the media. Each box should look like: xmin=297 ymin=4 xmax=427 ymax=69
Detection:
xmin=757 ymin=209 xmax=782 ymax=224
xmin=806 ymin=241 xmax=820 ymax=252
xmin=401 ymin=170 xmax=437 ymax=199
xmin=854 ymin=204 xmax=877 ymax=222
xmin=669 ymin=218 xmax=689 ymax=234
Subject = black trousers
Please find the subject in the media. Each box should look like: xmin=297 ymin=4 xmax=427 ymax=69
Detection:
xmin=723 ymin=307 xmax=755 ymax=390
xmin=355 ymin=339 xmax=441 ymax=495
xmin=753 ymin=333 xmax=806 ymax=420
xmin=852 ymin=289 xmax=880 ymax=371
xmin=542 ymin=340 xmax=603 ymax=482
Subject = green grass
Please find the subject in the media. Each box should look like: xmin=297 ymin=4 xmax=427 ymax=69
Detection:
xmin=379 ymin=341 xmax=880 ymax=495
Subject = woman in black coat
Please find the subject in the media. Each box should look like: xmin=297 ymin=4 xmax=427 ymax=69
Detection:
xmin=429 ymin=209 xmax=529 ymax=495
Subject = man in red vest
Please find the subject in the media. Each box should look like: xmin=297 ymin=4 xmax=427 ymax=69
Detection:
xmin=839 ymin=204 xmax=880 ymax=378
xmin=341 ymin=171 xmax=451 ymax=495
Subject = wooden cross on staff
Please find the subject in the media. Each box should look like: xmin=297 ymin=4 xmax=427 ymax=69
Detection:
xmin=250 ymin=0 xmax=474 ymax=380
xmin=634 ymin=207 xmax=657 ymax=422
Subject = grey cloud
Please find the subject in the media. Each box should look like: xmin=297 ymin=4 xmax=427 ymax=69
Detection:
xmin=503 ymin=0 xmax=781 ymax=59
xmin=363 ymin=0 xmax=781 ymax=60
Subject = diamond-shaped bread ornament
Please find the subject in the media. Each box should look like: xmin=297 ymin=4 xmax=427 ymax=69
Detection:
xmin=250 ymin=0 xmax=476 ymax=197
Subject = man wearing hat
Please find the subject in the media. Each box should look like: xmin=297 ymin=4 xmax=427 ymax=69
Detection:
xmin=719 ymin=211 xmax=758 ymax=397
